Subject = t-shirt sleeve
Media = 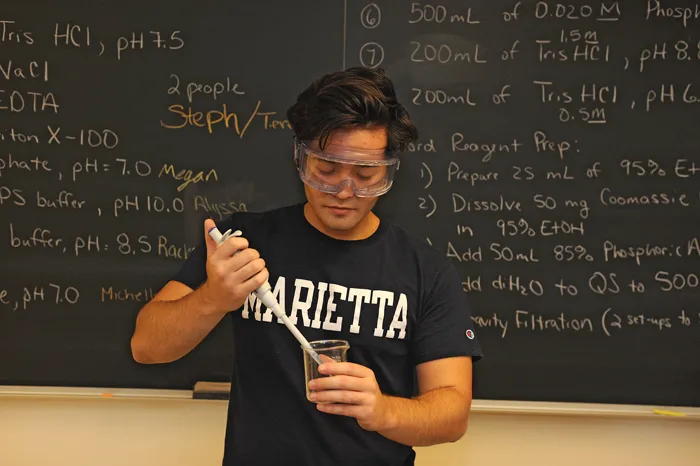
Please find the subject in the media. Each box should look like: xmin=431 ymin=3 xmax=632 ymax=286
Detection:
xmin=169 ymin=216 xmax=241 ymax=290
xmin=411 ymin=263 xmax=483 ymax=366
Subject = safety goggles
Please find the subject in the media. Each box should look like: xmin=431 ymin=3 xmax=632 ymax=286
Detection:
xmin=294 ymin=138 xmax=399 ymax=197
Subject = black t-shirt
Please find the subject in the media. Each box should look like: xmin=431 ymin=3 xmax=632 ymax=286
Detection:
xmin=171 ymin=202 xmax=482 ymax=466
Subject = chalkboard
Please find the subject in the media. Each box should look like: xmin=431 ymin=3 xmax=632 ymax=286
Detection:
xmin=1 ymin=0 xmax=698 ymax=407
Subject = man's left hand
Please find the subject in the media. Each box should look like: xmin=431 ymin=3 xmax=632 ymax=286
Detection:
xmin=307 ymin=362 xmax=392 ymax=432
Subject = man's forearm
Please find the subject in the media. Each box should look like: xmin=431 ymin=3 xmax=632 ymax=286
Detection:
xmin=377 ymin=387 xmax=471 ymax=447
xmin=131 ymin=285 xmax=227 ymax=364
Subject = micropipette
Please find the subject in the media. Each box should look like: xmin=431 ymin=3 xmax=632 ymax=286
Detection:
xmin=208 ymin=226 xmax=324 ymax=365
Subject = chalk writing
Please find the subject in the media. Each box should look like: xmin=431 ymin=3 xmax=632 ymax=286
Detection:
xmin=1 ymin=1 xmax=699 ymax=406
xmin=0 ymin=90 xmax=59 ymax=114
xmin=537 ymin=39 xmax=611 ymax=62
xmin=0 ymin=153 xmax=52 ymax=177
xmin=412 ymin=88 xmax=476 ymax=106
xmin=168 ymin=74 xmax=245 ymax=103
xmin=408 ymin=3 xmax=481 ymax=24
xmin=194 ymin=196 xmax=247 ymax=219
xmin=160 ymin=101 xmax=289 ymax=136
xmin=8 ymin=224 xmax=64 ymax=250
xmin=599 ymin=188 xmax=691 ymax=207
xmin=603 ymin=238 xmax=700 ymax=265
xmin=0 ymin=60 xmax=49 ymax=81
xmin=533 ymin=2 xmax=622 ymax=21
xmin=113 ymin=195 xmax=185 ymax=217
xmin=115 ymin=233 xmax=195 ymax=260
xmin=0 ymin=283 xmax=79 ymax=311
xmin=158 ymin=164 xmax=218 ymax=192
xmin=116 ymin=31 xmax=184 ymax=60
xmin=410 ymin=41 xmax=487 ymax=63
xmin=101 ymin=286 xmax=155 ymax=303
xmin=645 ymin=83 xmax=700 ymax=111
xmin=451 ymin=135 xmax=523 ymax=160
xmin=645 ymin=1 xmax=700 ymax=28
xmin=0 ymin=20 xmax=34 ymax=45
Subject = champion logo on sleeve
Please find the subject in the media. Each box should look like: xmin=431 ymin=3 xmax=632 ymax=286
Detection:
xmin=465 ymin=329 xmax=475 ymax=340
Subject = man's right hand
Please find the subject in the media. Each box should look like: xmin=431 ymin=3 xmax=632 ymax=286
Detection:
xmin=200 ymin=218 xmax=269 ymax=315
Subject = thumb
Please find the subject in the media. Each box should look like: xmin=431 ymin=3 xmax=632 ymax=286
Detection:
xmin=203 ymin=218 xmax=218 ymax=257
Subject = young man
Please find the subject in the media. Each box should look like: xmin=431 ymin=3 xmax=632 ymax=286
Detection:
xmin=130 ymin=67 xmax=482 ymax=466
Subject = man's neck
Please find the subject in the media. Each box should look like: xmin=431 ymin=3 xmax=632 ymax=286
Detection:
xmin=303 ymin=203 xmax=380 ymax=241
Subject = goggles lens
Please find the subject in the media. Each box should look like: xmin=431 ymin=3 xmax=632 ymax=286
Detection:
xmin=295 ymin=140 xmax=398 ymax=197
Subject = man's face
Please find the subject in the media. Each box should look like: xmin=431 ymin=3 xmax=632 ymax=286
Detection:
xmin=300 ymin=127 xmax=388 ymax=235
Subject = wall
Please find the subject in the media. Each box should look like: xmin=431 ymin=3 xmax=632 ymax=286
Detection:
xmin=1 ymin=394 xmax=698 ymax=466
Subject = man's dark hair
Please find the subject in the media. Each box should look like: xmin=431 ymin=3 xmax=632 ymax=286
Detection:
xmin=287 ymin=67 xmax=418 ymax=152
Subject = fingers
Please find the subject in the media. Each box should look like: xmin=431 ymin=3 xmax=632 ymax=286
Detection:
xmin=238 ymin=266 xmax=270 ymax=295
xmin=308 ymin=374 xmax=369 ymax=392
xmin=310 ymin=389 xmax=369 ymax=405
xmin=212 ymin=241 xmax=260 ymax=276
xmin=204 ymin=219 xmax=219 ymax=257
xmin=315 ymin=403 xmax=365 ymax=418
xmin=203 ymin=219 xmax=250 ymax=259
xmin=201 ymin=221 xmax=271 ymax=311
xmin=319 ymin=354 xmax=336 ymax=364
xmin=318 ymin=362 xmax=373 ymax=378
xmin=215 ymin=236 xmax=250 ymax=258
xmin=233 ymin=257 xmax=266 ymax=283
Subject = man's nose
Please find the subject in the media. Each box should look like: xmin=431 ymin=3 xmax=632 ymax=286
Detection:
xmin=334 ymin=180 xmax=355 ymax=200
